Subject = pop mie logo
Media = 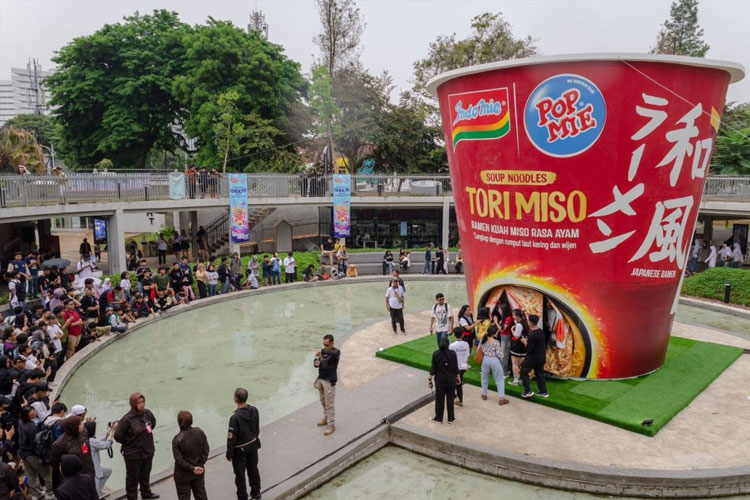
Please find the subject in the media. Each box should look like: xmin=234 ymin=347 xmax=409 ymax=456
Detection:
xmin=524 ymin=74 xmax=606 ymax=158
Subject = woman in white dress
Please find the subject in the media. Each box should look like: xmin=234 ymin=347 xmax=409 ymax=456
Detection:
xmin=705 ymin=243 xmax=718 ymax=268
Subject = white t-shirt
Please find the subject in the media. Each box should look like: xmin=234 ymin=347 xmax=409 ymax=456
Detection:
xmin=77 ymin=259 xmax=94 ymax=279
xmin=431 ymin=303 xmax=453 ymax=332
xmin=47 ymin=324 xmax=64 ymax=353
xmin=385 ymin=286 xmax=405 ymax=309
xmin=512 ymin=323 xmax=524 ymax=339
xmin=120 ymin=279 xmax=131 ymax=292
xmin=449 ymin=340 xmax=470 ymax=370
xmin=8 ymin=280 xmax=19 ymax=308
xmin=283 ymin=257 xmax=296 ymax=273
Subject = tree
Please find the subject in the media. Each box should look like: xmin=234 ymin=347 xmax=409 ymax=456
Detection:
xmin=213 ymin=90 xmax=245 ymax=173
xmin=309 ymin=66 xmax=341 ymax=172
xmin=46 ymin=10 xmax=190 ymax=169
xmin=0 ymin=114 xmax=56 ymax=148
xmin=0 ymin=126 xmax=46 ymax=173
xmin=413 ymin=12 xmax=537 ymax=100
xmin=314 ymin=0 xmax=365 ymax=77
xmin=712 ymin=102 xmax=750 ymax=175
xmin=174 ymin=19 xmax=307 ymax=170
xmin=651 ymin=0 xmax=709 ymax=57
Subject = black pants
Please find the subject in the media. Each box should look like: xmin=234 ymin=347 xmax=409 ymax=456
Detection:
xmin=197 ymin=281 xmax=207 ymax=299
xmin=434 ymin=383 xmax=455 ymax=422
xmin=232 ymin=445 xmax=261 ymax=500
xmin=285 ymin=272 xmax=295 ymax=283
xmin=436 ymin=260 xmax=446 ymax=274
xmin=455 ymin=370 xmax=466 ymax=402
xmin=389 ymin=308 xmax=404 ymax=333
xmin=521 ymin=357 xmax=548 ymax=394
xmin=174 ymin=474 xmax=208 ymax=500
xmin=124 ymin=456 xmax=154 ymax=500
xmin=158 ymin=249 xmax=167 ymax=265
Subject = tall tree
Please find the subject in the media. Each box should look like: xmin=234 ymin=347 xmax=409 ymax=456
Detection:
xmin=309 ymin=66 xmax=341 ymax=171
xmin=314 ymin=0 xmax=365 ymax=77
xmin=0 ymin=114 xmax=56 ymax=148
xmin=174 ymin=19 xmax=306 ymax=169
xmin=0 ymin=126 xmax=46 ymax=173
xmin=651 ymin=0 xmax=710 ymax=57
xmin=47 ymin=10 xmax=189 ymax=169
xmin=213 ymin=90 xmax=246 ymax=173
xmin=413 ymin=12 xmax=537 ymax=100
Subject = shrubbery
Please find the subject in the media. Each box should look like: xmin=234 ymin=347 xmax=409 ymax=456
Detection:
xmin=681 ymin=268 xmax=750 ymax=306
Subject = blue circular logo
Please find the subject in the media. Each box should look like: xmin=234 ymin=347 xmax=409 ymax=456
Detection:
xmin=524 ymin=74 xmax=606 ymax=158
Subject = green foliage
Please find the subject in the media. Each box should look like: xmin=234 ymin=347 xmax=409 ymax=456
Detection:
xmin=174 ymin=20 xmax=306 ymax=171
xmin=0 ymin=114 xmax=57 ymax=148
xmin=712 ymin=103 xmax=750 ymax=175
xmin=95 ymin=158 xmax=114 ymax=170
xmin=651 ymin=0 xmax=709 ymax=57
xmin=213 ymin=90 xmax=246 ymax=173
xmin=309 ymin=67 xmax=341 ymax=139
xmin=412 ymin=12 xmax=538 ymax=100
xmin=47 ymin=10 xmax=190 ymax=169
xmin=0 ymin=126 xmax=46 ymax=173
xmin=681 ymin=268 xmax=750 ymax=306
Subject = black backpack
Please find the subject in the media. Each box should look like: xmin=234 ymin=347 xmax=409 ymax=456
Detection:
xmin=34 ymin=426 xmax=55 ymax=464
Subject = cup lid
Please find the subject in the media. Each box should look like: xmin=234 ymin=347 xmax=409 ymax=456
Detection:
xmin=426 ymin=53 xmax=745 ymax=96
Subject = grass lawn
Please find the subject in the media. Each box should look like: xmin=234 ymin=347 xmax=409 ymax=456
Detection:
xmin=376 ymin=335 xmax=743 ymax=436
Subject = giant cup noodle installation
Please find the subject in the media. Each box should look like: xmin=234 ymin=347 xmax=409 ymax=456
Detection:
xmin=427 ymin=54 xmax=744 ymax=379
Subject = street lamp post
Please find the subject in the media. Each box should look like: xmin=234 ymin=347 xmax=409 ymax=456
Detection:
xmin=41 ymin=143 xmax=56 ymax=174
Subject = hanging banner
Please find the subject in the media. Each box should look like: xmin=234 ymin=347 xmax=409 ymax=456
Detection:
xmin=169 ymin=172 xmax=185 ymax=200
xmin=229 ymin=174 xmax=250 ymax=243
xmin=333 ymin=174 xmax=351 ymax=238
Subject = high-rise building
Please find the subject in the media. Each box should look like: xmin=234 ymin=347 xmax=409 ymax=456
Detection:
xmin=0 ymin=60 xmax=54 ymax=127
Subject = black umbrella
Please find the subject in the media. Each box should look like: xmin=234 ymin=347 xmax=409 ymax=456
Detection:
xmin=42 ymin=258 xmax=71 ymax=268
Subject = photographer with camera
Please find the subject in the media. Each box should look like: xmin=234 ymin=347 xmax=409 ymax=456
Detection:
xmin=313 ymin=334 xmax=340 ymax=436
xmin=84 ymin=419 xmax=116 ymax=496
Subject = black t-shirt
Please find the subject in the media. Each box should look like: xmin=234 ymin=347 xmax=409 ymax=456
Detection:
xmin=170 ymin=269 xmax=184 ymax=288
xmin=322 ymin=242 xmax=334 ymax=251
xmin=141 ymin=278 xmax=154 ymax=294
xmin=37 ymin=275 xmax=49 ymax=293
xmin=80 ymin=295 xmax=99 ymax=319
xmin=317 ymin=348 xmax=340 ymax=385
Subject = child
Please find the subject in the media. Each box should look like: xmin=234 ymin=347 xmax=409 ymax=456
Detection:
xmin=106 ymin=307 xmax=127 ymax=334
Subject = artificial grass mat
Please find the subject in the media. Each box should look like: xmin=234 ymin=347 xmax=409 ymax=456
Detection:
xmin=376 ymin=335 xmax=743 ymax=436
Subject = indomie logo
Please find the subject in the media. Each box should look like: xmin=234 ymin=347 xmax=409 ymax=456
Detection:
xmin=524 ymin=74 xmax=606 ymax=158
xmin=448 ymin=88 xmax=511 ymax=149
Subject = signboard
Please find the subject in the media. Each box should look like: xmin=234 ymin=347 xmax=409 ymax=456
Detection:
xmin=169 ymin=172 xmax=186 ymax=199
xmin=432 ymin=56 xmax=740 ymax=379
xmin=333 ymin=174 xmax=351 ymax=238
xmin=93 ymin=218 xmax=107 ymax=245
xmin=229 ymin=174 xmax=250 ymax=243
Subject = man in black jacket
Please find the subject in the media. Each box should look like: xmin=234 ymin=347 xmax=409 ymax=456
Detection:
xmin=227 ymin=388 xmax=261 ymax=500
xmin=520 ymin=314 xmax=549 ymax=398
xmin=313 ymin=335 xmax=340 ymax=436
xmin=428 ymin=337 xmax=459 ymax=423
xmin=172 ymin=410 xmax=209 ymax=500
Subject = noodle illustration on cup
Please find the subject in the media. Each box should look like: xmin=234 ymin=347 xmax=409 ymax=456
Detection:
xmin=428 ymin=54 xmax=744 ymax=379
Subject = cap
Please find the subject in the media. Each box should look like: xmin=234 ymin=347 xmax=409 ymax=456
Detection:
xmin=70 ymin=404 xmax=87 ymax=416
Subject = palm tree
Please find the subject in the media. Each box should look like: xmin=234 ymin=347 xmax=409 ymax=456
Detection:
xmin=0 ymin=126 xmax=46 ymax=174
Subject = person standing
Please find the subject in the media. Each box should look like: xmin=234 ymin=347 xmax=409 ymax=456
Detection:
xmin=114 ymin=392 xmax=159 ymax=500
xmin=520 ymin=314 xmax=549 ymax=399
xmin=435 ymin=246 xmax=446 ymax=274
xmin=479 ymin=326 xmax=510 ymax=405
xmin=157 ymin=235 xmax=168 ymax=266
xmin=508 ymin=309 xmax=528 ymax=386
xmin=207 ymin=264 xmax=219 ymax=296
xmin=270 ymin=253 xmax=282 ymax=285
xmin=84 ymin=420 xmax=115 ymax=496
xmin=428 ymin=337 xmax=459 ymax=423
xmin=18 ymin=406 xmax=53 ymax=499
xmin=79 ymin=238 xmax=92 ymax=257
xmin=172 ymin=411 xmax=209 ymax=500
xmin=230 ymin=253 xmax=243 ymax=291
xmin=385 ymin=279 xmax=406 ymax=335
xmin=283 ymin=252 xmax=297 ymax=283
xmin=429 ymin=293 xmax=453 ymax=347
xmin=449 ymin=329 xmax=470 ymax=407
xmin=733 ymin=242 xmax=743 ymax=268
xmin=314 ymin=335 xmax=340 ymax=436
xmin=218 ymin=258 xmax=230 ymax=295
xmin=62 ymin=299 xmax=84 ymax=360
xmin=227 ymin=388 xmax=261 ymax=500
xmin=705 ymin=242 xmax=718 ymax=268
xmin=195 ymin=263 xmax=208 ymax=299
xmin=422 ymin=245 xmax=432 ymax=274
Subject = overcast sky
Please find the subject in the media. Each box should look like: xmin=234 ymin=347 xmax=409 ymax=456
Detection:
xmin=0 ymin=0 xmax=747 ymax=102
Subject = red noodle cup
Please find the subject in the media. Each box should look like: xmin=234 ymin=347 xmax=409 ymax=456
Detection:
xmin=428 ymin=54 xmax=744 ymax=379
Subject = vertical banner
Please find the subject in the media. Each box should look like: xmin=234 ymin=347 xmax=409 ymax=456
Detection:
xmin=229 ymin=174 xmax=250 ymax=243
xmin=169 ymin=172 xmax=185 ymax=200
xmin=333 ymin=174 xmax=351 ymax=238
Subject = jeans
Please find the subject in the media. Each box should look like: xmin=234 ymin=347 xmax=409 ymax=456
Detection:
xmin=96 ymin=467 xmax=112 ymax=494
xmin=689 ymin=255 xmax=699 ymax=273
xmin=434 ymin=383 xmax=455 ymax=422
xmin=30 ymin=273 xmax=39 ymax=298
xmin=521 ymin=357 xmax=548 ymax=394
xmin=272 ymin=270 xmax=282 ymax=284
xmin=500 ymin=335 xmax=511 ymax=375
xmin=422 ymin=260 xmax=432 ymax=274
xmin=481 ymin=356 xmax=505 ymax=397
xmin=435 ymin=331 xmax=448 ymax=347
xmin=385 ymin=262 xmax=393 ymax=275
xmin=389 ymin=308 xmax=405 ymax=332
xmin=221 ymin=280 xmax=230 ymax=294
xmin=208 ymin=284 xmax=218 ymax=296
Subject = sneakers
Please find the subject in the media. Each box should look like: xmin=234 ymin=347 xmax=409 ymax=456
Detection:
xmin=317 ymin=418 xmax=328 ymax=427
xmin=429 ymin=416 xmax=442 ymax=424
xmin=324 ymin=424 xmax=336 ymax=435
xmin=521 ymin=391 xmax=534 ymax=398
xmin=447 ymin=419 xmax=454 ymax=425
xmin=537 ymin=392 xmax=550 ymax=398
xmin=508 ymin=379 xmax=520 ymax=386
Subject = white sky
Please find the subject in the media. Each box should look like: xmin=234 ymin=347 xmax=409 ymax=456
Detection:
xmin=0 ymin=0 xmax=748 ymax=102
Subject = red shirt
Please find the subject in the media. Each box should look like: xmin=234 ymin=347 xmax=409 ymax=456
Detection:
xmin=63 ymin=309 xmax=83 ymax=337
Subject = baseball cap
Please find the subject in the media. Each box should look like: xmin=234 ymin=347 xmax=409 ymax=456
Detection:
xmin=70 ymin=404 xmax=87 ymax=416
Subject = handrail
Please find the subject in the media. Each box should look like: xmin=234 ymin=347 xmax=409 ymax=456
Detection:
xmin=0 ymin=173 xmax=748 ymax=208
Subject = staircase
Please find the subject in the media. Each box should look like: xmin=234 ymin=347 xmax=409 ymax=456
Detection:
xmin=204 ymin=208 xmax=276 ymax=258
